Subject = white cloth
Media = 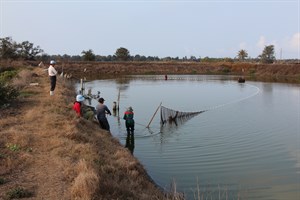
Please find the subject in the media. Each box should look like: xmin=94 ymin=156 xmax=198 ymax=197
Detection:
xmin=48 ymin=65 xmax=57 ymax=76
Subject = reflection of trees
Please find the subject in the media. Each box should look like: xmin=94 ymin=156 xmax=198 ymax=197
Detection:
xmin=115 ymin=78 xmax=130 ymax=94
xmin=262 ymin=83 xmax=273 ymax=93
xmin=117 ymin=84 xmax=129 ymax=92
xmin=114 ymin=75 xmax=235 ymax=86
xmin=115 ymin=77 xmax=131 ymax=85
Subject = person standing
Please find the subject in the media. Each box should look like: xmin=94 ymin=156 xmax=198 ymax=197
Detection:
xmin=48 ymin=60 xmax=58 ymax=96
xmin=123 ymin=106 xmax=135 ymax=134
xmin=96 ymin=97 xmax=111 ymax=131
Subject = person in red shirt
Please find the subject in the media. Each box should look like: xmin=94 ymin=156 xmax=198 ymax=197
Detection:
xmin=123 ymin=106 xmax=135 ymax=154
xmin=123 ymin=106 xmax=135 ymax=134
xmin=73 ymin=94 xmax=85 ymax=117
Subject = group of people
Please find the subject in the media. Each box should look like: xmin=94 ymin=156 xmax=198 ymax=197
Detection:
xmin=47 ymin=59 xmax=135 ymax=140
xmin=72 ymin=94 xmax=135 ymax=134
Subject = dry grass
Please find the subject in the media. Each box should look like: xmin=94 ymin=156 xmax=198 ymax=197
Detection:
xmin=11 ymin=69 xmax=35 ymax=89
xmin=0 ymin=65 xmax=183 ymax=200
xmin=71 ymin=159 xmax=99 ymax=200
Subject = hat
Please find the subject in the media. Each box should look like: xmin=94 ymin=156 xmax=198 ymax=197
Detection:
xmin=127 ymin=106 xmax=133 ymax=111
xmin=76 ymin=94 xmax=85 ymax=102
xmin=98 ymin=97 xmax=105 ymax=103
xmin=50 ymin=60 xmax=56 ymax=65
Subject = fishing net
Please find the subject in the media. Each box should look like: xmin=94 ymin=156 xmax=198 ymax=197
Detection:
xmin=160 ymin=106 xmax=205 ymax=125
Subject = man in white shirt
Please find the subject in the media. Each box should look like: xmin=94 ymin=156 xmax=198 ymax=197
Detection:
xmin=48 ymin=60 xmax=58 ymax=96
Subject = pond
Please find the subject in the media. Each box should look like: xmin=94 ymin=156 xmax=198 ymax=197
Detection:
xmin=76 ymin=75 xmax=299 ymax=200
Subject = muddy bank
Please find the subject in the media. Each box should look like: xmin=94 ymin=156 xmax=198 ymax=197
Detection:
xmin=56 ymin=62 xmax=300 ymax=83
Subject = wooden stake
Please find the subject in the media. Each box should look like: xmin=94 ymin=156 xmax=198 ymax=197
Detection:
xmin=146 ymin=102 xmax=162 ymax=128
xmin=117 ymin=88 xmax=120 ymax=110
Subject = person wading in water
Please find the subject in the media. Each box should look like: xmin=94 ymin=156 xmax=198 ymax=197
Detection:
xmin=123 ymin=106 xmax=135 ymax=153
xmin=123 ymin=106 xmax=135 ymax=134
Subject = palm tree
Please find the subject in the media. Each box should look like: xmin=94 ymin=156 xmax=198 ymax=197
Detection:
xmin=81 ymin=49 xmax=96 ymax=61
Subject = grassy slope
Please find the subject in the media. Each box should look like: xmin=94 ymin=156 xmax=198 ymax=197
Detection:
xmin=0 ymin=67 xmax=175 ymax=200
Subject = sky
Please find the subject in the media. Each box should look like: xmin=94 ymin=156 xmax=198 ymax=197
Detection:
xmin=0 ymin=0 xmax=299 ymax=59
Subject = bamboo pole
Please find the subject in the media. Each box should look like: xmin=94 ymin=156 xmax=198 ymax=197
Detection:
xmin=80 ymin=79 xmax=84 ymax=94
xmin=117 ymin=88 xmax=120 ymax=110
xmin=146 ymin=102 xmax=162 ymax=128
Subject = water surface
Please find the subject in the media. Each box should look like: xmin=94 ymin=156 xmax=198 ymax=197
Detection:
xmin=77 ymin=75 xmax=300 ymax=200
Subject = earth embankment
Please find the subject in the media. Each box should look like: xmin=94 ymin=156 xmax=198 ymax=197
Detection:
xmin=0 ymin=66 xmax=177 ymax=200
xmin=56 ymin=62 xmax=300 ymax=83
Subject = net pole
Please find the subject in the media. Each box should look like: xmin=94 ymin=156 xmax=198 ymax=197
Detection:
xmin=117 ymin=88 xmax=120 ymax=110
xmin=146 ymin=102 xmax=162 ymax=128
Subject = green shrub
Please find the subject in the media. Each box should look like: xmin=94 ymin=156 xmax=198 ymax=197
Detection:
xmin=0 ymin=70 xmax=19 ymax=107
xmin=6 ymin=143 xmax=20 ymax=152
xmin=0 ymin=177 xmax=6 ymax=185
xmin=222 ymin=67 xmax=231 ymax=73
xmin=0 ymin=81 xmax=19 ymax=108
xmin=6 ymin=187 xmax=33 ymax=199
xmin=0 ymin=70 xmax=18 ymax=82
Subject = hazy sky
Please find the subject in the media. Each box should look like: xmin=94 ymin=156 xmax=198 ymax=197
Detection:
xmin=1 ymin=0 xmax=299 ymax=59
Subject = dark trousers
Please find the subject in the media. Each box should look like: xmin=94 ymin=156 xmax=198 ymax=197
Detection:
xmin=126 ymin=124 xmax=134 ymax=134
xmin=99 ymin=118 xmax=110 ymax=131
xmin=125 ymin=120 xmax=134 ymax=134
xmin=50 ymin=76 xmax=56 ymax=91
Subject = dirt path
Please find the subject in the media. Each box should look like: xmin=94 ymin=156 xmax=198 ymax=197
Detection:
xmin=0 ymin=68 xmax=75 ymax=199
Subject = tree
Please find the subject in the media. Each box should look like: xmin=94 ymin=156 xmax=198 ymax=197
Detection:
xmin=133 ymin=54 xmax=141 ymax=61
xmin=18 ymin=41 xmax=43 ymax=60
xmin=259 ymin=45 xmax=275 ymax=63
xmin=1 ymin=37 xmax=43 ymax=60
xmin=115 ymin=47 xmax=130 ymax=61
xmin=237 ymin=49 xmax=248 ymax=61
xmin=81 ymin=49 xmax=96 ymax=61
xmin=0 ymin=37 xmax=18 ymax=59
xmin=189 ymin=56 xmax=195 ymax=61
xmin=36 ymin=53 xmax=51 ymax=62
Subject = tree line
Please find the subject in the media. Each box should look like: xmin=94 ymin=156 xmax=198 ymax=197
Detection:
xmin=1 ymin=36 xmax=297 ymax=64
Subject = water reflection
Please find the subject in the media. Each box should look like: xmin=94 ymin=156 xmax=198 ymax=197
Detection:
xmin=125 ymin=132 xmax=135 ymax=154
